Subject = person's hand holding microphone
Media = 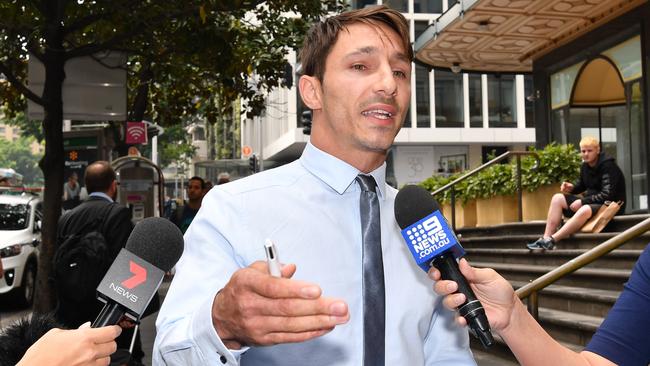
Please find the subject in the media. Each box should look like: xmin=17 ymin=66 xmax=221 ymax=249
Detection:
xmin=211 ymin=239 xmax=349 ymax=349
xmin=17 ymin=323 xmax=121 ymax=366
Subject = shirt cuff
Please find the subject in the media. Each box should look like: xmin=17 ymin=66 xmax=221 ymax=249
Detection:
xmin=191 ymin=293 xmax=249 ymax=364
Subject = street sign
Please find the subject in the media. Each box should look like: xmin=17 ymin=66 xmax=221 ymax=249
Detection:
xmin=242 ymin=145 xmax=253 ymax=158
xmin=126 ymin=121 xmax=148 ymax=144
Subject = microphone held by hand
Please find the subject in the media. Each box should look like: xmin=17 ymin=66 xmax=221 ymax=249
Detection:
xmin=92 ymin=217 xmax=184 ymax=328
xmin=394 ymin=185 xmax=494 ymax=348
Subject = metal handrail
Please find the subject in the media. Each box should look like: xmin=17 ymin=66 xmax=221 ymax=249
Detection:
xmin=431 ymin=151 xmax=540 ymax=230
xmin=516 ymin=217 xmax=650 ymax=319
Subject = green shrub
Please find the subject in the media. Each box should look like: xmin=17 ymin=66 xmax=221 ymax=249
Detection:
xmin=521 ymin=143 xmax=581 ymax=192
xmin=418 ymin=143 xmax=582 ymax=200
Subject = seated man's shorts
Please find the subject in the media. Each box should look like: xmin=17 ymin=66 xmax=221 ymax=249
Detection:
xmin=563 ymin=194 xmax=601 ymax=218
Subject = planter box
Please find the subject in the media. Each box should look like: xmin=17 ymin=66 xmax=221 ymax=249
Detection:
xmin=476 ymin=195 xmax=519 ymax=226
xmin=441 ymin=201 xmax=477 ymax=228
xmin=522 ymin=184 xmax=558 ymax=222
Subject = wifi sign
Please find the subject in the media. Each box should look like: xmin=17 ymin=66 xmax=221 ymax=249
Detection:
xmin=126 ymin=122 xmax=148 ymax=144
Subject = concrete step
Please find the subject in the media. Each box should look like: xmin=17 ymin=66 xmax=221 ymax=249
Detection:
xmin=465 ymin=248 xmax=642 ymax=269
xmin=535 ymin=307 xmax=603 ymax=346
xmin=472 ymin=261 xmax=631 ymax=291
xmin=459 ymin=232 xmax=650 ymax=250
xmin=510 ymin=281 xmax=619 ymax=317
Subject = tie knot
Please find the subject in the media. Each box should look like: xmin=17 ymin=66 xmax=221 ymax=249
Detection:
xmin=356 ymin=174 xmax=377 ymax=193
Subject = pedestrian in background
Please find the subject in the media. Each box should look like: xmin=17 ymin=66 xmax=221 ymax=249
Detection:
xmin=172 ymin=176 xmax=205 ymax=234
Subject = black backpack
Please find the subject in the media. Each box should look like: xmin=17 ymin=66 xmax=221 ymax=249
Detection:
xmin=53 ymin=204 xmax=115 ymax=303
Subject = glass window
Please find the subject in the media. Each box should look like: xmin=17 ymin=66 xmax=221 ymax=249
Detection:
xmin=435 ymin=69 xmax=463 ymax=127
xmin=0 ymin=203 xmax=30 ymax=230
xmin=551 ymin=61 xmax=584 ymax=109
xmin=602 ymin=35 xmax=642 ymax=82
xmin=348 ymin=0 xmax=378 ymax=9
xmin=414 ymin=0 xmax=443 ymax=13
xmin=468 ymin=74 xmax=482 ymax=128
xmin=487 ymin=74 xmax=517 ymax=128
xmin=524 ymin=75 xmax=535 ymax=128
xmin=384 ymin=0 xmax=408 ymax=12
xmin=415 ymin=22 xmax=431 ymax=128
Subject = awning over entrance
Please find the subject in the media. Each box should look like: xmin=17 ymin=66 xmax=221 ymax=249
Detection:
xmin=414 ymin=0 xmax=647 ymax=73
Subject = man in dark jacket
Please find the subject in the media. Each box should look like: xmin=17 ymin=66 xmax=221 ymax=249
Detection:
xmin=527 ymin=136 xmax=625 ymax=250
xmin=54 ymin=160 xmax=144 ymax=364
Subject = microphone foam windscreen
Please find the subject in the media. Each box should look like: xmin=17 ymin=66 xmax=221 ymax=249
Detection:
xmin=394 ymin=185 xmax=440 ymax=229
xmin=125 ymin=217 xmax=184 ymax=272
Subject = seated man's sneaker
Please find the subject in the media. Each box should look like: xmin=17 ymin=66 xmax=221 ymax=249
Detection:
xmin=527 ymin=237 xmax=556 ymax=250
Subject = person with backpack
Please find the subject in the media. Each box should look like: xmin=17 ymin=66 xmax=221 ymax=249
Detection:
xmin=54 ymin=160 xmax=144 ymax=365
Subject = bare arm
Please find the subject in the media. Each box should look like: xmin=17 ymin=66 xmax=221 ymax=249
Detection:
xmin=17 ymin=323 xmax=121 ymax=366
xmin=429 ymin=259 xmax=615 ymax=366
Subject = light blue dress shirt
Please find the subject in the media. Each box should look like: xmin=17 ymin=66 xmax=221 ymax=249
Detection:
xmin=154 ymin=143 xmax=475 ymax=366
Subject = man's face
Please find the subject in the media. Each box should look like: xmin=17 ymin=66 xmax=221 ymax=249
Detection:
xmin=580 ymin=143 xmax=600 ymax=166
xmin=187 ymin=180 xmax=203 ymax=200
xmin=301 ymin=22 xmax=411 ymax=167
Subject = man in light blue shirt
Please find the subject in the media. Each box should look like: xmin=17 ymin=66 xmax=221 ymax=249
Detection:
xmin=154 ymin=5 xmax=475 ymax=365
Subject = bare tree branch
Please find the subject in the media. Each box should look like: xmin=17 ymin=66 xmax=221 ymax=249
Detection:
xmin=0 ymin=61 xmax=44 ymax=105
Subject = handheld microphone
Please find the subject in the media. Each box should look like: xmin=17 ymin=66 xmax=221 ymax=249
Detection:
xmin=394 ymin=185 xmax=494 ymax=348
xmin=91 ymin=217 xmax=184 ymax=328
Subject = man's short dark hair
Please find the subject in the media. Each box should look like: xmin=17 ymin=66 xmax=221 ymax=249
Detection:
xmin=84 ymin=161 xmax=116 ymax=194
xmin=299 ymin=5 xmax=412 ymax=82
xmin=189 ymin=176 xmax=205 ymax=189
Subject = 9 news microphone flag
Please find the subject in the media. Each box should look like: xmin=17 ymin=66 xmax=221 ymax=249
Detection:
xmin=92 ymin=217 xmax=184 ymax=327
xmin=394 ymin=185 xmax=494 ymax=348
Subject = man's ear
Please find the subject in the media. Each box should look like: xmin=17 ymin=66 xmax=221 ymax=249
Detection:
xmin=298 ymin=75 xmax=322 ymax=110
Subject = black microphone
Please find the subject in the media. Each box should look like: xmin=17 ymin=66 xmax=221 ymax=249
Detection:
xmin=394 ymin=185 xmax=494 ymax=348
xmin=92 ymin=217 xmax=184 ymax=328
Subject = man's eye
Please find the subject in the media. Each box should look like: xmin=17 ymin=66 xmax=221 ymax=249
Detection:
xmin=394 ymin=70 xmax=407 ymax=79
xmin=352 ymin=64 xmax=367 ymax=71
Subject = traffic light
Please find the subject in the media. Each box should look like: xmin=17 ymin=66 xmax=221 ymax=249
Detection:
xmin=301 ymin=110 xmax=312 ymax=135
xmin=248 ymin=154 xmax=258 ymax=173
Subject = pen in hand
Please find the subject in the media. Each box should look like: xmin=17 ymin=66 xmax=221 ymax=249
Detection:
xmin=264 ymin=239 xmax=281 ymax=277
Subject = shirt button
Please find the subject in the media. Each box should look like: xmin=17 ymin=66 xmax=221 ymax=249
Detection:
xmin=220 ymin=355 xmax=227 ymax=364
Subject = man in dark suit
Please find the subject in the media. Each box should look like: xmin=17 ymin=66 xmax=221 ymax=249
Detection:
xmin=54 ymin=160 xmax=144 ymax=364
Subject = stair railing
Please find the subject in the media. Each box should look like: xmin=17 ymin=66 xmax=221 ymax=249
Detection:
xmin=516 ymin=217 xmax=650 ymax=319
xmin=431 ymin=151 xmax=540 ymax=230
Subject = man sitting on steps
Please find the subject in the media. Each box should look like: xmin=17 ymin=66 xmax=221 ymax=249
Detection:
xmin=527 ymin=136 xmax=626 ymax=250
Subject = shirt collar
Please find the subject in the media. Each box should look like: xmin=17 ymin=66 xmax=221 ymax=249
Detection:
xmin=299 ymin=142 xmax=387 ymax=200
xmin=89 ymin=191 xmax=113 ymax=202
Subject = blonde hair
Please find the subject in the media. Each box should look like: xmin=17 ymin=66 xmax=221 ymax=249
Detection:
xmin=579 ymin=136 xmax=599 ymax=148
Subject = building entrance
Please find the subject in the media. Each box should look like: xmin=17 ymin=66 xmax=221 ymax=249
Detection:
xmin=551 ymin=56 xmax=647 ymax=212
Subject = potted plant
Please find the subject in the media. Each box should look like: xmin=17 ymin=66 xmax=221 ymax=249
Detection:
xmin=419 ymin=173 xmax=476 ymax=228
xmin=520 ymin=143 xmax=581 ymax=221
xmin=473 ymin=162 xmax=518 ymax=226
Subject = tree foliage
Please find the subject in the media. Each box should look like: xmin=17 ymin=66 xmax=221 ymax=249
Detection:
xmin=0 ymin=136 xmax=43 ymax=185
xmin=0 ymin=0 xmax=344 ymax=311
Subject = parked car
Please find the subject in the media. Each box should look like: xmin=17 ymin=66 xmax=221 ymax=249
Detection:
xmin=0 ymin=192 xmax=42 ymax=307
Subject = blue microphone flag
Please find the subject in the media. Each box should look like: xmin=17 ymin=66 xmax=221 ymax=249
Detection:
xmin=400 ymin=209 xmax=465 ymax=272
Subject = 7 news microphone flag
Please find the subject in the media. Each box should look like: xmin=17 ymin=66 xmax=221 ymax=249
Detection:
xmin=92 ymin=217 xmax=184 ymax=328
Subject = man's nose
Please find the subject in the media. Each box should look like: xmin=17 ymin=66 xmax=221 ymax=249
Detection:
xmin=374 ymin=64 xmax=398 ymax=97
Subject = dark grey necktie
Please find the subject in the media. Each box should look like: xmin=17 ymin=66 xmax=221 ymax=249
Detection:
xmin=356 ymin=174 xmax=385 ymax=366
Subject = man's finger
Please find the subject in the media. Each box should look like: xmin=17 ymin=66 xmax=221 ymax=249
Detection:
xmin=250 ymin=313 xmax=349 ymax=334
xmin=257 ymin=297 xmax=348 ymax=318
xmin=261 ymin=329 xmax=333 ymax=345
